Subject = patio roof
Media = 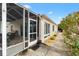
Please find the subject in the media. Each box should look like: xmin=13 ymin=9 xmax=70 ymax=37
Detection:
xmin=7 ymin=3 xmax=39 ymax=22
xmin=7 ymin=3 xmax=23 ymax=22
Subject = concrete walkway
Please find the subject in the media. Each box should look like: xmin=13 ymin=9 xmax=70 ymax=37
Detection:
xmin=46 ymin=32 xmax=69 ymax=56
xmin=18 ymin=32 xmax=69 ymax=56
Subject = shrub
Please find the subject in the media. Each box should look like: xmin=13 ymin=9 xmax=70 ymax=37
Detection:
xmin=59 ymin=12 xmax=79 ymax=56
xmin=50 ymin=36 xmax=55 ymax=40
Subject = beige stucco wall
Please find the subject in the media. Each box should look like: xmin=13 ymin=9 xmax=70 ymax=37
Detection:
xmin=54 ymin=25 xmax=58 ymax=33
xmin=52 ymin=24 xmax=58 ymax=34
xmin=39 ymin=17 xmax=58 ymax=43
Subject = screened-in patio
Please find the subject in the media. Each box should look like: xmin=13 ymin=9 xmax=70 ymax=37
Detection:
xmin=7 ymin=3 xmax=23 ymax=47
xmin=7 ymin=3 xmax=39 ymax=56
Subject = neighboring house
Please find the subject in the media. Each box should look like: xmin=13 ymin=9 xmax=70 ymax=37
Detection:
xmin=6 ymin=3 xmax=58 ymax=56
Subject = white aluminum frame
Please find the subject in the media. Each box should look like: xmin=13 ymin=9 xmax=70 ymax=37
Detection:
xmin=6 ymin=3 xmax=38 ymax=56
xmin=2 ymin=3 xmax=7 ymax=56
xmin=28 ymin=18 xmax=37 ymax=47
xmin=7 ymin=5 xmax=24 ymax=55
xmin=24 ymin=9 xmax=29 ymax=49
xmin=44 ymin=22 xmax=50 ymax=37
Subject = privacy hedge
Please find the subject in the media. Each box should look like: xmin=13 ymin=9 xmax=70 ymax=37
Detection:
xmin=58 ymin=12 xmax=79 ymax=56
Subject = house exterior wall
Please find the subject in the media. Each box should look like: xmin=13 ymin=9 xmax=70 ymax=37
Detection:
xmin=50 ymin=23 xmax=54 ymax=36
xmin=54 ymin=25 xmax=58 ymax=33
xmin=6 ymin=3 xmax=58 ymax=56
xmin=52 ymin=24 xmax=58 ymax=35
xmin=39 ymin=17 xmax=44 ymax=42
xmin=39 ymin=16 xmax=58 ymax=43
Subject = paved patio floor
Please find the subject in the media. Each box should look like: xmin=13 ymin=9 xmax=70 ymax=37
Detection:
xmin=17 ymin=32 xmax=70 ymax=56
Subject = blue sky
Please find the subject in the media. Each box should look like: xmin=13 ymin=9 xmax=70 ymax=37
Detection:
xmin=19 ymin=3 xmax=79 ymax=24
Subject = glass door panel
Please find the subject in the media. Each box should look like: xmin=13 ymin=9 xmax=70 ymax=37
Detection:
xmin=30 ymin=20 xmax=37 ymax=42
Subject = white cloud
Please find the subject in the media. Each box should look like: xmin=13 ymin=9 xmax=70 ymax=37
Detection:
xmin=58 ymin=16 xmax=62 ymax=19
xmin=58 ymin=16 xmax=63 ymax=24
xmin=23 ymin=4 xmax=31 ymax=9
xmin=48 ymin=11 xmax=53 ymax=14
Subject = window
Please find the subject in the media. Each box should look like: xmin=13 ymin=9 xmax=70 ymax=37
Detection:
xmin=44 ymin=22 xmax=50 ymax=35
xmin=53 ymin=25 xmax=54 ymax=32
xmin=48 ymin=24 xmax=50 ymax=33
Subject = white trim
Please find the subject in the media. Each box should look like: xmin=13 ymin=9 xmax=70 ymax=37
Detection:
xmin=2 ymin=3 xmax=6 ymax=56
xmin=36 ymin=18 xmax=37 ymax=41
xmin=29 ymin=32 xmax=36 ymax=34
xmin=28 ymin=11 xmax=30 ymax=48
xmin=29 ymin=17 xmax=37 ymax=46
xmin=30 ymin=18 xmax=37 ymax=21
xmin=44 ymin=33 xmax=50 ymax=37
xmin=29 ymin=40 xmax=37 ymax=47
xmin=7 ymin=42 xmax=24 ymax=49
xmin=24 ymin=8 xmax=29 ymax=49
xmin=23 ymin=8 xmax=25 ymax=49
xmin=24 ymin=46 xmax=29 ymax=50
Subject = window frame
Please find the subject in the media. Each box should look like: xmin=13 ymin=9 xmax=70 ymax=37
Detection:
xmin=44 ymin=22 xmax=50 ymax=37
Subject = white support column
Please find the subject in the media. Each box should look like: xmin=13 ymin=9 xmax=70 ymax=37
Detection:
xmin=2 ymin=3 xmax=6 ymax=56
xmin=23 ymin=8 xmax=25 ymax=49
xmin=36 ymin=16 xmax=37 ymax=42
xmin=28 ymin=11 xmax=30 ymax=47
